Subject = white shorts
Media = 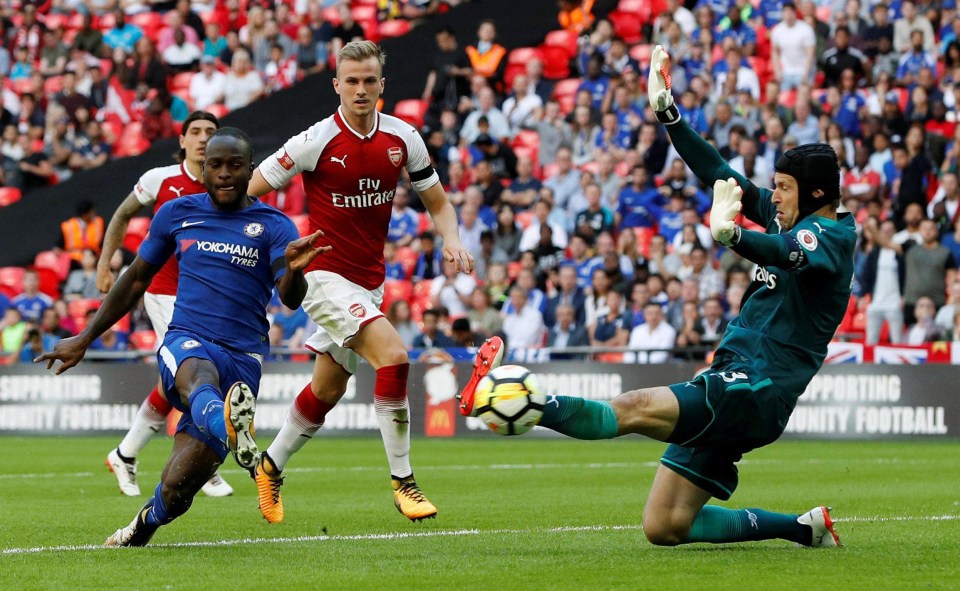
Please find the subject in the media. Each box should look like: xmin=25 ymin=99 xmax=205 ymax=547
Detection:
xmin=302 ymin=271 xmax=384 ymax=374
xmin=143 ymin=292 xmax=176 ymax=342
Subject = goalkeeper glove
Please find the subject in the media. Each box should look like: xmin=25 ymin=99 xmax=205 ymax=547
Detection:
xmin=648 ymin=45 xmax=681 ymax=125
xmin=710 ymin=178 xmax=743 ymax=246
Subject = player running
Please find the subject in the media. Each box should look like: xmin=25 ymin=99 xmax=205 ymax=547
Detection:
xmin=245 ymin=41 xmax=474 ymax=523
xmin=96 ymin=111 xmax=234 ymax=498
xmin=460 ymin=46 xmax=854 ymax=548
xmin=38 ymin=128 xmax=329 ymax=547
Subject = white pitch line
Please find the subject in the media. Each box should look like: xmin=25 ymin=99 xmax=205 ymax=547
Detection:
xmin=3 ymin=455 xmax=948 ymax=482
xmin=2 ymin=517 xmax=957 ymax=556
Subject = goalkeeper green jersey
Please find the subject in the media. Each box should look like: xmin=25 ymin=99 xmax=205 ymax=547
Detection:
xmin=667 ymin=120 xmax=857 ymax=401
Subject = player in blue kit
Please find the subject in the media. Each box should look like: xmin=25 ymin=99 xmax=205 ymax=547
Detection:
xmin=461 ymin=46 xmax=856 ymax=549
xmin=37 ymin=128 xmax=329 ymax=547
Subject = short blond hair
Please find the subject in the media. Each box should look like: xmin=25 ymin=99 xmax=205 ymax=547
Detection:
xmin=336 ymin=40 xmax=386 ymax=76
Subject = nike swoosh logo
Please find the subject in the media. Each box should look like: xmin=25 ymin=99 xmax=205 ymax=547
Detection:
xmin=181 ymin=221 xmax=205 ymax=228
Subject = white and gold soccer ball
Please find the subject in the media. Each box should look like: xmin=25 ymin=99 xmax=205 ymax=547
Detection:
xmin=474 ymin=365 xmax=545 ymax=436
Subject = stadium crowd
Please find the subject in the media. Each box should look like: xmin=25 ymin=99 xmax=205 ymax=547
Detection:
xmin=3 ymin=0 xmax=960 ymax=364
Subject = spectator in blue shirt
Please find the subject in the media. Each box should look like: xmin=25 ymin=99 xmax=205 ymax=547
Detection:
xmin=896 ymin=30 xmax=937 ymax=86
xmin=384 ymin=241 xmax=407 ymax=280
xmin=616 ymin=165 xmax=662 ymax=230
xmin=271 ymin=304 xmax=310 ymax=348
xmin=12 ymin=270 xmax=53 ymax=324
xmin=103 ymin=9 xmax=144 ymax=55
xmin=716 ymin=5 xmax=757 ymax=55
xmin=834 ymin=70 xmax=868 ymax=138
xmin=387 ymin=186 xmax=420 ymax=247
xmin=577 ymin=54 xmax=610 ymax=112
xmin=412 ymin=232 xmax=443 ymax=282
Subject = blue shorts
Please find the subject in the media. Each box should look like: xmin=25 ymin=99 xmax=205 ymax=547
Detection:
xmin=157 ymin=329 xmax=263 ymax=460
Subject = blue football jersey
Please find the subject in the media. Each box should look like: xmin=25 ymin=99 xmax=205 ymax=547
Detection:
xmin=139 ymin=193 xmax=299 ymax=355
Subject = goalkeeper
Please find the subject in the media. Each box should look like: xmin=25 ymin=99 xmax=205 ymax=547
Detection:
xmin=462 ymin=46 xmax=856 ymax=548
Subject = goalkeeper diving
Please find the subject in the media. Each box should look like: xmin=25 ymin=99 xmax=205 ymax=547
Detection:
xmin=458 ymin=45 xmax=856 ymax=548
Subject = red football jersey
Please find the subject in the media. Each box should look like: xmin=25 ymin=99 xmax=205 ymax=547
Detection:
xmin=259 ymin=109 xmax=439 ymax=290
xmin=133 ymin=163 xmax=207 ymax=295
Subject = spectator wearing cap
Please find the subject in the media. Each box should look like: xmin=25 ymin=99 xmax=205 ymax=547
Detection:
xmin=189 ymin=55 xmax=227 ymax=110
xmin=473 ymin=133 xmax=518 ymax=181
xmin=771 ymin=1 xmax=816 ymax=89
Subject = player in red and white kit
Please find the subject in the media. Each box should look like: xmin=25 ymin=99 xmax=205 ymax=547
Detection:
xmin=96 ymin=111 xmax=233 ymax=498
xmin=246 ymin=41 xmax=474 ymax=523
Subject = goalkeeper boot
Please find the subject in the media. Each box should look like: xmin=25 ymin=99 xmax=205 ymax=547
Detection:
xmin=393 ymin=474 xmax=437 ymax=522
xmin=106 ymin=448 xmax=141 ymax=497
xmin=797 ymin=506 xmax=842 ymax=548
xmin=201 ymin=471 xmax=234 ymax=497
xmin=104 ymin=507 xmax=159 ymax=547
xmin=224 ymin=382 xmax=258 ymax=470
xmin=254 ymin=452 xmax=284 ymax=524
xmin=458 ymin=336 xmax=504 ymax=417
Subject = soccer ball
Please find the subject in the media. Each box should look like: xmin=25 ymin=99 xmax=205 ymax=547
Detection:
xmin=474 ymin=365 xmax=545 ymax=436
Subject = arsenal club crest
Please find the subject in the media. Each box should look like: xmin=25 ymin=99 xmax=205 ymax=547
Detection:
xmin=349 ymin=303 xmax=366 ymax=318
xmin=388 ymin=146 xmax=403 ymax=167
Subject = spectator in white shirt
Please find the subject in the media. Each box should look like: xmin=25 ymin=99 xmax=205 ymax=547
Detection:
xmin=430 ymin=258 xmax=477 ymax=317
xmin=770 ymin=2 xmax=816 ymax=90
xmin=223 ymin=48 xmax=264 ymax=111
xmin=627 ymin=302 xmax=677 ymax=363
xmin=458 ymin=202 xmax=487 ymax=256
xmin=161 ymin=28 xmax=201 ymax=73
xmin=460 ymin=86 xmax=511 ymax=143
xmin=189 ymin=55 xmax=227 ymax=109
xmin=501 ymin=74 xmax=542 ymax=133
xmin=519 ymin=198 xmax=568 ymax=251
xmin=501 ymin=286 xmax=546 ymax=348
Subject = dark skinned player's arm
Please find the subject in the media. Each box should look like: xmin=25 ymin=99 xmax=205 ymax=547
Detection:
xmin=78 ymin=257 xmax=161 ymax=346
xmin=276 ymin=264 xmax=307 ymax=310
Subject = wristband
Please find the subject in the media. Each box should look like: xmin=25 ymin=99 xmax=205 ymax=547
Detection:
xmin=654 ymin=104 xmax=681 ymax=126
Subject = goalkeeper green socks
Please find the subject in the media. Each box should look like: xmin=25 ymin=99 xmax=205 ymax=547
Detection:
xmin=539 ymin=396 xmax=619 ymax=440
xmin=685 ymin=505 xmax=809 ymax=545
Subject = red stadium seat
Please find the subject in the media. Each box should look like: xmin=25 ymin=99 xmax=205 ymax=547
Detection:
xmin=418 ymin=212 xmax=433 ymax=233
xmin=322 ymin=6 xmax=343 ymax=26
xmin=617 ymin=0 xmax=644 ymax=12
xmin=539 ymin=45 xmax=572 ymax=80
xmin=381 ymin=279 xmax=413 ymax=312
xmin=290 ymin=214 xmax=310 ymax=237
xmin=34 ymin=250 xmax=71 ymax=281
xmin=507 ymin=47 xmax=543 ymax=67
xmin=43 ymin=13 xmax=68 ymax=30
xmin=543 ymin=29 xmax=578 ymax=59
xmin=205 ymin=103 xmax=230 ymax=119
xmin=129 ymin=330 xmax=158 ymax=351
xmin=0 ymin=187 xmax=22 ymax=207
xmin=97 ymin=12 xmax=116 ymax=31
xmin=607 ymin=10 xmax=643 ymax=45
xmin=378 ymin=19 xmax=410 ymax=39
xmin=552 ymin=77 xmax=581 ymax=114
xmin=123 ymin=217 xmax=152 ymax=253
xmin=393 ymin=99 xmax=428 ymax=129
xmin=43 ymin=75 xmax=64 ymax=96
xmin=396 ymin=246 xmax=419 ymax=278
xmin=629 ymin=44 xmax=653 ymax=66
xmin=130 ymin=11 xmax=163 ymax=41
xmin=0 ymin=266 xmax=25 ymax=298
xmin=34 ymin=267 xmax=61 ymax=300
xmin=114 ymin=122 xmax=150 ymax=157
xmin=512 ymin=129 xmax=541 ymax=150
xmin=169 ymin=71 xmax=194 ymax=92
xmin=506 ymin=261 xmax=523 ymax=280
xmin=351 ymin=4 xmax=378 ymax=23
xmin=515 ymin=210 xmax=535 ymax=229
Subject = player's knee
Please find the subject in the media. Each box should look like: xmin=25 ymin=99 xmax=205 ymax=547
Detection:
xmin=380 ymin=345 xmax=408 ymax=368
xmin=611 ymin=389 xmax=654 ymax=428
xmin=642 ymin=514 xmax=686 ymax=546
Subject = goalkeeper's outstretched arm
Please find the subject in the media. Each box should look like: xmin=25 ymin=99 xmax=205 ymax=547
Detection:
xmin=647 ymin=45 xmax=771 ymax=226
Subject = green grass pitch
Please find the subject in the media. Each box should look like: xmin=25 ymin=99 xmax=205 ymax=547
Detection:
xmin=1 ymin=436 xmax=957 ymax=590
